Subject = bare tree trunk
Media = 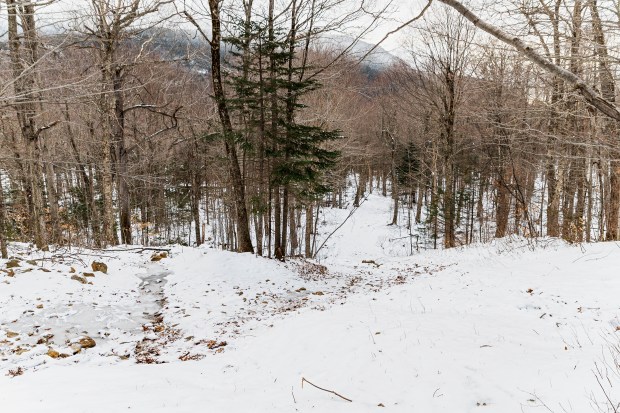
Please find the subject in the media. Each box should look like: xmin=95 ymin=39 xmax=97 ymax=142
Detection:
xmin=281 ymin=187 xmax=289 ymax=255
xmin=305 ymin=203 xmax=313 ymax=258
xmin=546 ymin=162 xmax=560 ymax=237
xmin=191 ymin=169 xmax=202 ymax=246
xmin=273 ymin=186 xmax=282 ymax=259
xmin=353 ymin=169 xmax=366 ymax=207
xmin=100 ymin=87 xmax=118 ymax=246
xmin=0 ymin=172 xmax=8 ymax=259
xmin=6 ymin=0 xmax=48 ymax=251
xmin=415 ymin=185 xmax=423 ymax=224
xmin=209 ymin=0 xmax=254 ymax=253
xmin=289 ymin=201 xmax=298 ymax=255
xmin=112 ymin=66 xmax=131 ymax=245
xmin=390 ymin=137 xmax=399 ymax=226
xmin=589 ymin=0 xmax=619 ymax=240
xmin=67 ymin=113 xmax=101 ymax=246
xmin=495 ymin=167 xmax=511 ymax=238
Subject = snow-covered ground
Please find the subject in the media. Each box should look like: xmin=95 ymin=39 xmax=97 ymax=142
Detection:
xmin=0 ymin=194 xmax=619 ymax=412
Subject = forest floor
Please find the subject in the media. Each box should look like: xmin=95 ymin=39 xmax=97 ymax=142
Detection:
xmin=0 ymin=194 xmax=619 ymax=412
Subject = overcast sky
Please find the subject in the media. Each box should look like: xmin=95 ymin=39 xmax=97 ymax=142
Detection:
xmin=0 ymin=0 xmax=454 ymax=63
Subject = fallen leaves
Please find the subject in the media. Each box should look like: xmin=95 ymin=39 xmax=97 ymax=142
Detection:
xmin=7 ymin=367 xmax=23 ymax=377
xmin=70 ymin=275 xmax=87 ymax=284
xmin=205 ymin=340 xmax=227 ymax=350
xmin=179 ymin=352 xmax=205 ymax=361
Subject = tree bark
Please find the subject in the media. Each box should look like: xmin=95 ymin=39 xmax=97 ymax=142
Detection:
xmin=305 ymin=203 xmax=313 ymax=258
xmin=6 ymin=0 xmax=48 ymax=251
xmin=209 ymin=0 xmax=254 ymax=253
xmin=0 ymin=172 xmax=8 ymax=259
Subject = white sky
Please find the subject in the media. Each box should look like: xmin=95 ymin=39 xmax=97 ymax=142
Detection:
xmin=7 ymin=0 xmax=430 ymax=58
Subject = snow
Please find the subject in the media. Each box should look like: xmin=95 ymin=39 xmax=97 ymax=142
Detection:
xmin=0 ymin=195 xmax=619 ymax=412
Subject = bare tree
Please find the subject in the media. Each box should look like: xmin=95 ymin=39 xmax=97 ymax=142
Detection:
xmin=0 ymin=170 xmax=7 ymax=258
xmin=5 ymin=0 xmax=54 ymax=250
xmin=82 ymin=0 xmax=173 ymax=245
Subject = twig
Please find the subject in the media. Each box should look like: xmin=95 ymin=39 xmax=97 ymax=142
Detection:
xmin=301 ymin=377 xmax=352 ymax=402
xmin=359 ymin=0 xmax=433 ymax=63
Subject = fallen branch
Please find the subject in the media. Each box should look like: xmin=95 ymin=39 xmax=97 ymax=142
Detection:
xmin=105 ymin=247 xmax=172 ymax=253
xmin=313 ymin=195 xmax=368 ymax=258
xmin=301 ymin=377 xmax=352 ymax=402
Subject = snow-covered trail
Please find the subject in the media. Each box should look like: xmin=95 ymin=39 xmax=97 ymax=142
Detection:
xmin=0 ymin=248 xmax=176 ymax=370
xmin=136 ymin=263 xmax=171 ymax=321
xmin=0 ymin=196 xmax=619 ymax=412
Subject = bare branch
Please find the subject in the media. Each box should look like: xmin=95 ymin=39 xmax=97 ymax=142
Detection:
xmin=437 ymin=0 xmax=620 ymax=122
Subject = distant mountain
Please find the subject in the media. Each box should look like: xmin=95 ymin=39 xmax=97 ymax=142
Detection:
xmin=321 ymin=35 xmax=399 ymax=70
xmin=131 ymin=29 xmax=399 ymax=80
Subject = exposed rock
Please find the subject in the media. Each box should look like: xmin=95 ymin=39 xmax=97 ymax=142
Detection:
xmin=313 ymin=291 xmax=324 ymax=296
xmin=37 ymin=334 xmax=54 ymax=345
xmin=83 ymin=272 xmax=95 ymax=278
xmin=69 ymin=267 xmax=76 ymax=273
xmin=151 ymin=252 xmax=168 ymax=261
xmin=47 ymin=348 xmax=60 ymax=358
xmin=26 ymin=260 xmax=38 ymax=266
xmin=77 ymin=336 xmax=96 ymax=349
xmin=71 ymin=275 xmax=87 ymax=284
xmin=6 ymin=259 xmax=20 ymax=269
xmin=91 ymin=261 xmax=108 ymax=273
xmin=6 ymin=331 xmax=19 ymax=338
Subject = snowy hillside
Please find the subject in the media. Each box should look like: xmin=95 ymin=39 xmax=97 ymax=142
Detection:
xmin=0 ymin=195 xmax=619 ymax=412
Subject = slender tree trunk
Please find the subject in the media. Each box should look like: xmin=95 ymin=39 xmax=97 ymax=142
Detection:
xmin=111 ymin=66 xmax=131 ymax=245
xmin=100 ymin=61 xmax=118 ymax=246
xmin=305 ymin=203 xmax=313 ymax=258
xmin=289 ymin=202 xmax=298 ymax=256
xmin=42 ymin=143 xmax=60 ymax=244
xmin=274 ymin=186 xmax=282 ymax=259
xmin=191 ymin=169 xmax=202 ymax=246
xmin=281 ymin=187 xmax=289 ymax=255
xmin=0 ymin=172 xmax=8 ymax=259
xmin=6 ymin=0 xmax=48 ymax=251
xmin=209 ymin=0 xmax=254 ymax=252
xmin=67 ymin=112 xmax=101 ymax=246
xmin=353 ymin=169 xmax=366 ymax=207
xmin=495 ymin=167 xmax=511 ymax=238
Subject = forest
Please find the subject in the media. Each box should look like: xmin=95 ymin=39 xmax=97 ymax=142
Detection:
xmin=2 ymin=1 xmax=620 ymax=412
xmin=2 ymin=0 xmax=620 ymax=259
